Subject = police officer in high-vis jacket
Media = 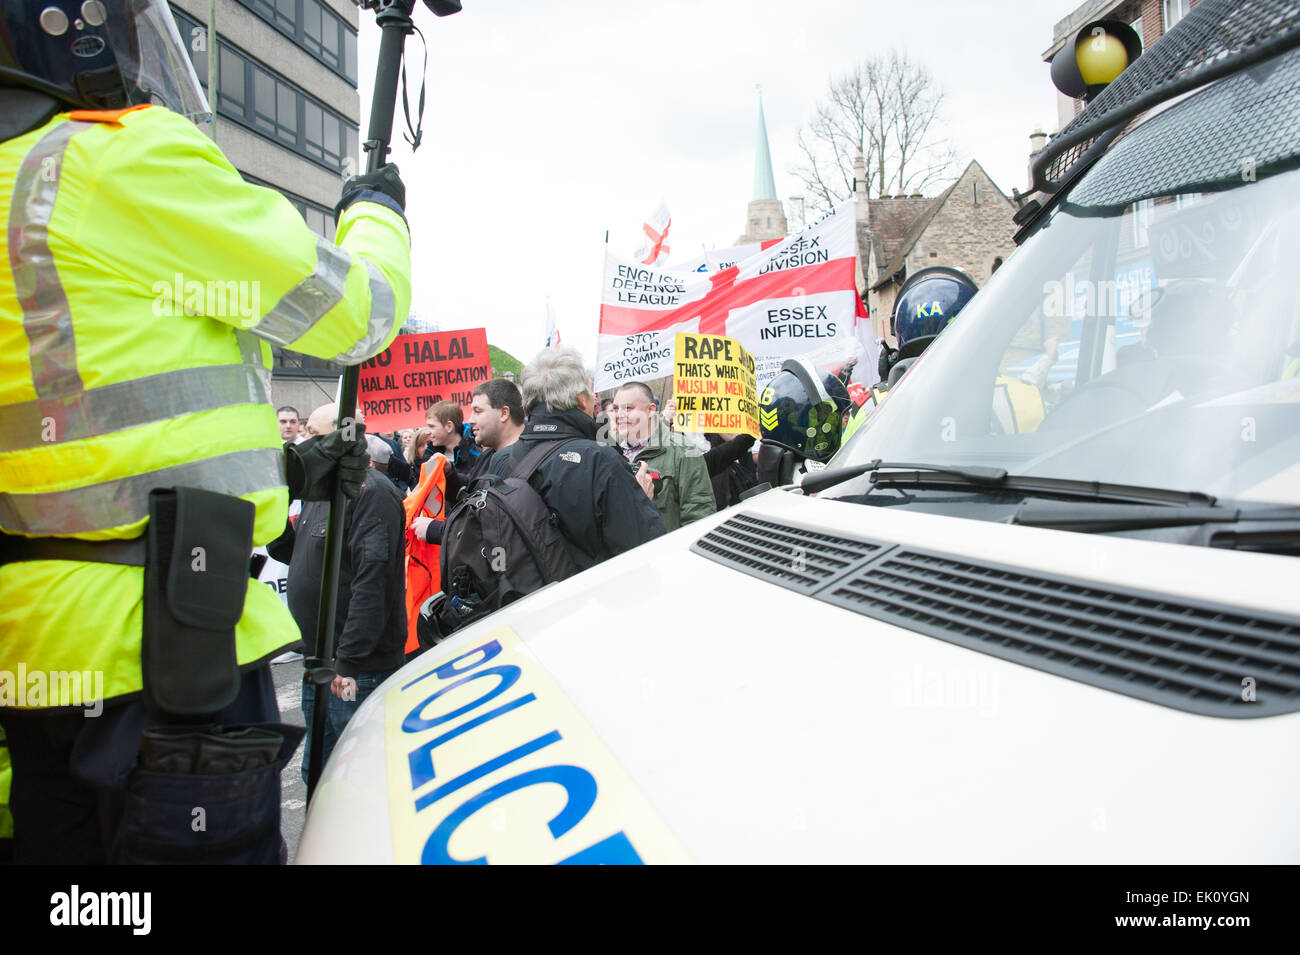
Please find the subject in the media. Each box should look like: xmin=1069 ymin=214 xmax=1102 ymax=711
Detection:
xmin=0 ymin=0 xmax=410 ymax=863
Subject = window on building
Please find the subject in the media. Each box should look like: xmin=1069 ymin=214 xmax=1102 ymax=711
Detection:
xmin=251 ymin=0 xmax=294 ymax=33
xmin=300 ymin=0 xmax=344 ymax=73
xmin=250 ymin=65 xmax=299 ymax=146
xmin=277 ymin=83 xmax=297 ymax=138
xmin=1131 ymin=198 xmax=1154 ymax=247
xmin=1163 ymin=0 xmax=1190 ymax=31
xmin=973 ymin=181 xmax=980 ymax=205
xmin=188 ymin=25 xmax=208 ymax=85
xmin=303 ymin=206 xmax=330 ymax=237
xmin=235 ymin=0 xmax=357 ymax=84
xmin=172 ymin=6 xmax=357 ymax=176
xmin=253 ymin=66 xmax=275 ymax=132
xmin=303 ymin=101 xmax=325 ymax=161
xmin=344 ymin=29 xmax=358 ymax=82
xmin=219 ymin=45 xmax=245 ymax=113
xmin=303 ymin=2 xmax=323 ymax=53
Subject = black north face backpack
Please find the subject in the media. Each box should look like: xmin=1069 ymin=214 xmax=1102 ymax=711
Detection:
xmin=436 ymin=438 xmax=581 ymax=635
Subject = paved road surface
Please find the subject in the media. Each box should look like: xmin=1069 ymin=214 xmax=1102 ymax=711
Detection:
xmin=272 ymin=658 xmax=307 ymax=862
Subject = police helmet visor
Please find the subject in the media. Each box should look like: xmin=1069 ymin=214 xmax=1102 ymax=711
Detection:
xmin=758 ymin=367 xmax=845 ymax=462
xmin=122 ymin=0 xmax=210 ymax=122
xmin=0 ymin=0 xmax=209 ymax=121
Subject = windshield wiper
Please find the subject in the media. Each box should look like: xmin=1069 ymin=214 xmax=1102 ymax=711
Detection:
xmin=1010 ymin=499 xmax=1300 ymax=532
xmin=1009 ymin=499 xmax=1235 ymax=531
xmin=800 ymin=460 xmax=1008 ymax=495
xmin=799 ymin=459 xmax=1217 ymax=507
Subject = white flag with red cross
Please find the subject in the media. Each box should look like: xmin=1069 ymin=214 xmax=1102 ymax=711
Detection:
xmin=544 ymin=300 xmax=561 ymax=349
xmin=596 ymin=200 xmax=869 ymax=393
xmin=634 ymin=200 xmax=673 ymax=267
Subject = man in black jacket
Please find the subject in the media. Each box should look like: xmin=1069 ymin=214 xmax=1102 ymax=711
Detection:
xmin=488 ymin=348 xmax=665 ymax=572
xmin=269 ymin=409 xmax=406 ymax=778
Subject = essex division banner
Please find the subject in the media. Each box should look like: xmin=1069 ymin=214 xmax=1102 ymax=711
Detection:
xmin=358 ymin=329 xmax=492 ymax=432
xmin=595 ymin=200 xmax=864 ymax=394
xmin=672 ymin=333 xmax=759 ymax=437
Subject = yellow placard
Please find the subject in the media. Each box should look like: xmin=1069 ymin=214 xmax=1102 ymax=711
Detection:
xmin=671 ymin=333 xmax=760 ymax=436
xmin=385 ymin=626 xmax=691 ymax=865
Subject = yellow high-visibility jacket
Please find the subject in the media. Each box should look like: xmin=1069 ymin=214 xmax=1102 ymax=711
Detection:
xmin=0 ymin=104 xmax=411 ymax=706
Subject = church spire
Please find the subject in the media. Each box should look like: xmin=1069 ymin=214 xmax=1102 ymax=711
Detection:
xmin=736 ymin=85 xmax=787 ymax=245
xmin=752 ymin=87 xmax=777 ymax=202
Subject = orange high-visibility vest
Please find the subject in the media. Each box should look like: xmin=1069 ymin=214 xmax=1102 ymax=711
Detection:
xmin=403 ymin=456 xmax=447 ymax=654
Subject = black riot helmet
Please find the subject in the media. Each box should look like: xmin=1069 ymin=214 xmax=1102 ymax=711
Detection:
xmin=892 ymin=266 xmax=978 ymax=359
xmin=0 ymin=0 xmax=210 ymax=121
xmin=758 ymin=356 xmax=853 ymax=468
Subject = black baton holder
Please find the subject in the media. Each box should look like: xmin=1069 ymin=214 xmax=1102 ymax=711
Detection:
xmin=143 ymin=486 xmax=251 ymax=716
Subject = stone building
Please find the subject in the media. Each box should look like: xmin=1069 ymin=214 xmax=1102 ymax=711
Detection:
xmin=727 ymin=91 xmax=1017 ymax=346
xmin=856 ymin=158 xmax=1018 ymax=342
xmin=169 ymin=0 xmax=362 ymax=414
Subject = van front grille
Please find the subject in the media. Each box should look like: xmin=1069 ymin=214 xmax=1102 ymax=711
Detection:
xmin=692 ymin=514 xmax=1300 ymax=718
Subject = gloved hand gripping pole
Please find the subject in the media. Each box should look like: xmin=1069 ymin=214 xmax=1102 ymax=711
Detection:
xmin=307 ymin=0 xmax=462 ymax=798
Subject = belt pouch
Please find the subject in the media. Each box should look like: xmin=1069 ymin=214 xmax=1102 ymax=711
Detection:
xmin=143 ymin=487 xmax=253 ymax=716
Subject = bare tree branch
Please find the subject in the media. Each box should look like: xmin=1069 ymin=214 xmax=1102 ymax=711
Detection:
xmin=789 ymin=49 xmax=958 ymax=211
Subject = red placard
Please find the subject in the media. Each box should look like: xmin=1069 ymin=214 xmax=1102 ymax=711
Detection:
xmin=357 ymin=329 xmax=492 ymax=432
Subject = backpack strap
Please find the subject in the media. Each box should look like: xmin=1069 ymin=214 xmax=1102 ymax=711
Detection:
xmin=509 ymin=437 xmax=578 ymax=482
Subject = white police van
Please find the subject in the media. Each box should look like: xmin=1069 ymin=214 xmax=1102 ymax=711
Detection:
xmin=298 ymin=0 xmax=1300 ymax=863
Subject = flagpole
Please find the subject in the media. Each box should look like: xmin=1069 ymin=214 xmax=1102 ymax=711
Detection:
xmin=593 ymin=229 xmax=609 ymax=401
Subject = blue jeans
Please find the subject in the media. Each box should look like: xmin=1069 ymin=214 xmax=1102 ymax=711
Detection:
xmin=300 ymin=669 xmax=394 ymax=783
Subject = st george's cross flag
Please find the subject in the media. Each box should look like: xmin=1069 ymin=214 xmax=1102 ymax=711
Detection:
xmin=595 ymin=200 xmax=867 ymax=393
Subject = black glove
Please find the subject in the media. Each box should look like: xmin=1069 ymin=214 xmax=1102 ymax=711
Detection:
xmin=878 ymin=343 xmax=898 ymax=381
xmin=285 ymin=426 xmax=369 ymax=501
xmin=335 ymin=163 xmax=405 ymax=222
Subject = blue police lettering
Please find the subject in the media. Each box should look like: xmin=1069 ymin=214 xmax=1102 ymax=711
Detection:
xmin=421 ymin=765 xmax=599 ymax=865
xmin=407 ymin=693 xmax=538 ymax=789
xmin=398 ymin=638 xmax=502 ymax=692
xmin=414 ymin=731 xmax=561 ymax=812
xmin=399 ymin=635 xmax=641 ymax=865
xmin=401 ymin=665 xmax=522 ymax=733
xmin=556 ymin=831 xmax=644 ymax=865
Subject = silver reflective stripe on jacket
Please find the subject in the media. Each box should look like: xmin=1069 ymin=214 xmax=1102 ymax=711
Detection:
xmin=247 ymin=237 xmax=352 ymax=348
xmin=8 ymin=119 xmax=88 ymax=398
xmin=332 ymin=258 xmax=398 ymax=363
xmin=0 ymin=363 xmax=273 ymax=451
xmin=0 ymin=447 xmax=286 ymax=536
xmin=2 ymin=121 xmax=284 ymax=534
xmin=4 ymin=122 xmax=274 ymax=452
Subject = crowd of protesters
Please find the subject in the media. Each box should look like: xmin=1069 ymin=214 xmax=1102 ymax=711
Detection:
xmin=273 ymin=346 xmax=761 ymax=768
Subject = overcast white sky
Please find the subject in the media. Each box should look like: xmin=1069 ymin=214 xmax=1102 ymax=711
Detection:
xmin=357 ymin=0 xmax=1074 ymax=365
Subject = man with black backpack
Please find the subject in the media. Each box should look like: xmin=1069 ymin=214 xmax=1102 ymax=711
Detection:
xmin=435 ymin=348 xmax=665 ymax=632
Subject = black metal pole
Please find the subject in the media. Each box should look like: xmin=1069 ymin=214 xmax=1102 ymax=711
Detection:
xmin=306 ymin=0 xmax=417 ymax=798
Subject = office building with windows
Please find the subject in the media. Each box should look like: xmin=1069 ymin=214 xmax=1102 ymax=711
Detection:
xmin=170 ymin=0 xmax=362 ymax=411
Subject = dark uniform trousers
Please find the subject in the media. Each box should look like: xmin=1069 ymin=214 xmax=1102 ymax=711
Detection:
xmin=0 ymin=665 xmax=283 ymax=864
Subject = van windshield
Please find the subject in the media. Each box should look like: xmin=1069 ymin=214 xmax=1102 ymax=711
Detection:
xmin=832 ymin=55 xmax=1300 ymax=508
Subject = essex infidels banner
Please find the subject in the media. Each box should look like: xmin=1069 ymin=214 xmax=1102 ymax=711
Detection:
xmin=595 ymin=201 xmax=863 ymax=393
xmin=358 ymin=329 xmax=492 ymax=431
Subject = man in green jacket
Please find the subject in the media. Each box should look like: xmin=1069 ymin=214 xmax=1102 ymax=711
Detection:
xmin=611 ymin=382 xmax=715 ymax=531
